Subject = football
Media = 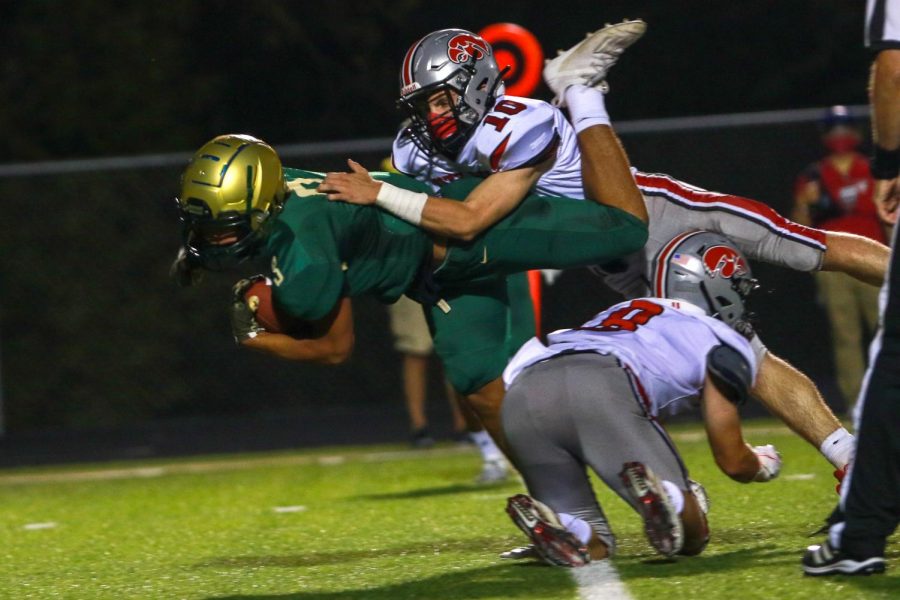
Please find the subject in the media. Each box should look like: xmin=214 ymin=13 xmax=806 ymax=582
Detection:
xmin=243 ymin=278 xmax=311 ymax=337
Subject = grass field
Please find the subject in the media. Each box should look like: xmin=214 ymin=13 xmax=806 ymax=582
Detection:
xmin=1 ymin=418 xmax=897 ymax=599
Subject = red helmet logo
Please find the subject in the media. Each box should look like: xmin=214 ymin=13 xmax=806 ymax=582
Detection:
xmin=447 ymin=33 xmax=490 ymax=64
xmin=702 ymin=245 xmax=748 ymax=279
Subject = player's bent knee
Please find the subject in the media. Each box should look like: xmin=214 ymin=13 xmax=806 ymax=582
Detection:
xmin=464 ymin=381 xmax=504 ymax=420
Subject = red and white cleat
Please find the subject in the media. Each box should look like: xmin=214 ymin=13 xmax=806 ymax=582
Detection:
xmin=505 ymin=494 xmax=591 ymax=567
xmin=620 ymin=461 xmax=684 ymax=557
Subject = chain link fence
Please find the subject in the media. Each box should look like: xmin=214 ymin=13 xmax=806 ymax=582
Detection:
xmin=0 ymin=109 xmax=869 ymax=435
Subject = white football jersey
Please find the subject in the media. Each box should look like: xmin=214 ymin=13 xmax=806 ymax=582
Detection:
xmin=503 ymin=298 xmax=758 ymax=416
xmin=392 ymin=95 xmax=585 ymax=198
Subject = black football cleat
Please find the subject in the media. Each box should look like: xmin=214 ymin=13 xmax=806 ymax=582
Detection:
xmin=802 ymin=539 xmax=886 ymax=576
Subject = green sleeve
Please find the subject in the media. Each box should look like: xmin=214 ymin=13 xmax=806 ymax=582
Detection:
xmin=268 ymin=219 xmax=345 ymax=321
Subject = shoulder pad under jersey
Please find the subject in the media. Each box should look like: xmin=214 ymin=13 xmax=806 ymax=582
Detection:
xmin=706 ymin=343 xmax=753 ymax=406
xmin=473 ymin=96 xmax=560 ymax=172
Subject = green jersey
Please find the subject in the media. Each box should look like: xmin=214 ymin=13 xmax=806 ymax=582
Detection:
xmin=265 ymin=169 xmax=433 ymax=320
xmin=259 ymin=169 xmax=647 ymax=394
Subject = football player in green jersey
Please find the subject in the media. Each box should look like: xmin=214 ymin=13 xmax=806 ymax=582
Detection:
xmin=174 ymin=133 xmax=647 ymax=452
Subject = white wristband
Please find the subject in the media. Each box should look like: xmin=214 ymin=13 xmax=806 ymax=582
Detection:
xmin=564 ymin=84 xmax=611 ymax=133
xmin=375 ymin=181 xmax=428 ymax=225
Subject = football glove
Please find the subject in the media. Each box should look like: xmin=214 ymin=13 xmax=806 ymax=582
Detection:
xmin=230 ymin=276 xmax=267 ymax=343
xmin=749 ymin=443 xmax=782 ymax=482
xmin=169 ymin=246 xmax=204 ymax=287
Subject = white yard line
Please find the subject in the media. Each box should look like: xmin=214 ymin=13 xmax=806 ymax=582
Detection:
xmin=571 ymin=561 xmax=634 ymax=600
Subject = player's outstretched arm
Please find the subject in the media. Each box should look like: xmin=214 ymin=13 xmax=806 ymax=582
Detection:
xmin=319 ymin=159 xmax=549 ymax=241
xmin=237 ymin=297 xmax=355 ymax=365
xmin=701 ymin=372 xmax=778 ymax=483
xmin=821 ymin=231 xmax=890 ymax=287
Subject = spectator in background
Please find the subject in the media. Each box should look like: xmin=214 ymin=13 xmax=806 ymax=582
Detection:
xmin=792 ymin=106 xmax=885 ymax=413
xmin=388 ymin=293 xmax=467 ymax=448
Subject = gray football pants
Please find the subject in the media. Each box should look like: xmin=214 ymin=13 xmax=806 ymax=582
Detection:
xmin=502 ymin=352 xmax=690 ymax=550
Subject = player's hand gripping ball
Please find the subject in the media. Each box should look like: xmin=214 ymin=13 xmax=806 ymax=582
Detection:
xmin=230 ymin=275 xmax=312 ymax=342
xmin=230 ymin=276 xmax=269 ymax=342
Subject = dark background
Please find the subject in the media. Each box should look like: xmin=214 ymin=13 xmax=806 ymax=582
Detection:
xmin=0 ymin=1 xmax=878 ymax=462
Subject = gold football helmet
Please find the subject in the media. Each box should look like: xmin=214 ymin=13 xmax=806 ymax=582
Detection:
xmin=177 ymin=134 xmax=286 ymax=270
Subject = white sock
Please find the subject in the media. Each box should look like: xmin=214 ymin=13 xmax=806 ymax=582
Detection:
xmin=820 ymin=427 xmax=855 ymax=469
xmin=469 ymin=430 xmax=504 ymax=462
xmin=558 ymin=512 xmax=593 ymax=545
xmin=829 ymin=521 xmax=845 ymax=550
xmin=662 ymin=480 xmax=685 ymax=514
xmin=564 ymin=84 xmax=611 ymax=133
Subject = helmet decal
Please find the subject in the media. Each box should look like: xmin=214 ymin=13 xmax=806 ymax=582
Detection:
xmin=651 ymin=230 xmax=757 ymax=332
xmin=702 ymin=245 xmax=748 ymax=279
xmin=447 ymin=33 xmax=490 ymax=64
xmin=653 ymin=230 xmax=703 ymax=297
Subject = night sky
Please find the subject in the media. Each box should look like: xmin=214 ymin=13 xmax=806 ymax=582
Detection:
xmin=0 ymin=1 xmax=873 ymax=162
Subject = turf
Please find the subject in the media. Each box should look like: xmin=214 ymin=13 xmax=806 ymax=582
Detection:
xmin=0 ymin=419 xmax=896 ymax=599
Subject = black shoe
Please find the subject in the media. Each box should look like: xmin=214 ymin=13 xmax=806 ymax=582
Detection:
xmin=410 ymin=428 xmax=435 ymax=449
xmin=802 ymin=539 xmax=885 ymax=576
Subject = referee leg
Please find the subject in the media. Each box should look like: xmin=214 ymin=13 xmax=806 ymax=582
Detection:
xmin=837 ymin=223 xmax=900 ymax=558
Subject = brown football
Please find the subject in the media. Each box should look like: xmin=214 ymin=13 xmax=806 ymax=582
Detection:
xmin=243 ymin=278 xmax=311 ymax=337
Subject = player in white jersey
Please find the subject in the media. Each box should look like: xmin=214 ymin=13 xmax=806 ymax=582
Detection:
xmin=501 ymin=232 xmax=782 ymax=566
xmin=320 ymin=23 xmax=649 ymax=469
xmin=320 ymin=22 xmax=876 ymax=489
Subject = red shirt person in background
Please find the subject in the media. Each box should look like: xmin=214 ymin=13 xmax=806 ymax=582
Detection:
xmin=792 ymin=105 xmax=885 ymax=414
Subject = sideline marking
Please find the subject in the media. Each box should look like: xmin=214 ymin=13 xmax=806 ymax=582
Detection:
xmin=571 ymin=561 xmax=633 ymax=600
xmin=784 ymin=473 xmax=816 ymax=481
xmin=23 ymin=522 xmax=57 ymax=530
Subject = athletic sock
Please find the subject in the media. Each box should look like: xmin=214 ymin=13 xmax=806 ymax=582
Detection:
xmin=828 ymin=521 xmax=845 ymax=551
xmin=820 ymin=427 xmax=855 ymax=469
xmin=558 ymin=512 xmax=593 ymax=545
xmin=469 ymin=430 xmax=504 ymax=462
xmin=661 ymin=480 xmax=685 ymax=514
xmin=563 ymin=84 xmax=610 ymax=133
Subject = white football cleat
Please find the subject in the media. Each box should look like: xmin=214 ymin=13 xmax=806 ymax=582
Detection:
xmin=619 ymin=461 xmax=684 ymax=557
xmin=506 ymin=494 xmax=591 ymax=567
xmin=544 ymin=19 xmax=646 ymax=106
